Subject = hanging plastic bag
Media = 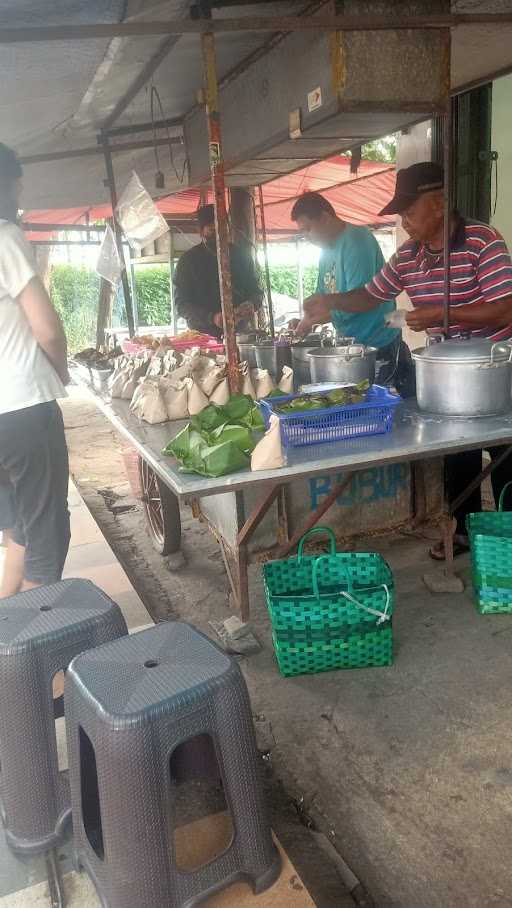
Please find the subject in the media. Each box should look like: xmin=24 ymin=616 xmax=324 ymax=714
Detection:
xmin=116 ymin=171 xmax=169 ymax=254
xmin=160 ymin=377 xmax=189 ymax=420
xmin=185 ymin=377 xmax=209 ymax=416
xmin=278 ymin=365 xmax=294 ymax=394
xmin=209 ymin=377 xmax=230 ymax=406
xmin=251 ymin=414 xmax=285 ymax=471
xmin=253 ymin=369 xmax=275 ymax=399
xmin=96 ymin=224 xmax=123 ymax=286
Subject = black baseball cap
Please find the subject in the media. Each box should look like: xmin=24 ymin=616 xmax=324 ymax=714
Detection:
xmin=197 ymin=204 xmax=215 ymax=228
xmin=379 ymin=162 xmax=444 ymax=216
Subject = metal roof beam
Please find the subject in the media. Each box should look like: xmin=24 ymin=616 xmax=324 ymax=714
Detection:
xmin=102 ymin=36 xmax=183 ymax=129
xmin=103 ymin=117 xmax=183 ymax=139
xmin=19 ymin=136 xmax=183 ymax=166
xmin=2 ymin=14 xmax=512 ymax=43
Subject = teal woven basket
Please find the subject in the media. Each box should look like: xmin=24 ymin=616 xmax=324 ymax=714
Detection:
xmin=263 ymin=527 xmax=394 ymax=676
xmin=467 ymin=481 xmax=512 ymax=614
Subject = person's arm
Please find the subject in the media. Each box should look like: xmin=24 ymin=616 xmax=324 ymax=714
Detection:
xmin=407 ymin=231 xmax=512 ymax=331
xmin=18 ymin=277 xmax=69 ymax=383
xmin=297 ymin=251 xmax=403 ymax=336
xmin=0 ymin=225 xmax=69 ymax=383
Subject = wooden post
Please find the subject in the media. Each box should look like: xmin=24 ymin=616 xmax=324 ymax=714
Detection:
xmin=96 ymin=278 xmax=114 ymax=351
xmin=258 ymin=184 xmax=275 ymax=338
xmin=201 ymin=30 xmax=240 ymax=393
xmin=100 ymin=135 xmax=136 ymax=338
xmin=230 ymin=187 xmax=256 ymax=257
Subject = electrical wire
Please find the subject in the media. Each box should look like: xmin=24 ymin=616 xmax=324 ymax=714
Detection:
xmin=149 ymin=83 xmax=188 ymax=186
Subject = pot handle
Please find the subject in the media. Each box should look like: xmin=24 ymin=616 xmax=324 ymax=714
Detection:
xmin=490 ymin=342 xmax=512 ymax=363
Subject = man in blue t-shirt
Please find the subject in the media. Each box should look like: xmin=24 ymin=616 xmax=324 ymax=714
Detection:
xmin=291 ymin=192 xmax=414 ymax=396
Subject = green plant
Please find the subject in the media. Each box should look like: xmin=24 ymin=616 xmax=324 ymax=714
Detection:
xmin=134 ymin=266 xmax=171 ymax=326
xmin=267 ymin=264 xmax=318 ymax=301
xmin=50 ymin=265 xmax=100 ymax=352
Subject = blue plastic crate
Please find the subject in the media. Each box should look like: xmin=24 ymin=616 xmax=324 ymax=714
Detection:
xmin=259 ymin=385 xmax=401 ymax=448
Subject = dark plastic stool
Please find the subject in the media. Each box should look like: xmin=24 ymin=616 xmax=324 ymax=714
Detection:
xmin=0 ymin=579 xmax=128 ymax=857
xmin=66 ymin=622 xmax=281 ymax=908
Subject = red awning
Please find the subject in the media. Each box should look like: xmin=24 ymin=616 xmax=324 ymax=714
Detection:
xmin=23 ymin=155 xmax=396 ymax=240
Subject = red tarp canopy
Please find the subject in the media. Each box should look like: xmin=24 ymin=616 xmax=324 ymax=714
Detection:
xmin=23 ymin=156 xmax=396 ymax=240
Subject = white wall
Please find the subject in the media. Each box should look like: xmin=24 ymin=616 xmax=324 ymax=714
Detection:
xmin=491 ymin=73 xmax=512 ymax=249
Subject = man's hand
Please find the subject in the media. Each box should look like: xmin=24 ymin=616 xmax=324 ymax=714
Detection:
xmin=303 ymin=293 xmax=332 ymax=325
xmin=212 ymin=312 xmax=223 ymax=329
xmin=405 ymin=305 xmax=444 ymax=332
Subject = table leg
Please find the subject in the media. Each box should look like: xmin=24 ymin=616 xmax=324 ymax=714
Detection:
xmin=276 ymin=473 xmax=354 ymax=559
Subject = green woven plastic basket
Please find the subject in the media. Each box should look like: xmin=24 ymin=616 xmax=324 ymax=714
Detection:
xmin=467 ymin=481 xmax=512 ymax=614
xmin=263 ymin=527 xmax=394 ymax=675
xmin=272 ymin=627 xmax=393 ymax=677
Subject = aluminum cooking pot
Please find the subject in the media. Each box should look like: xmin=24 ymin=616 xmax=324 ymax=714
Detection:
xmin=412 ymin=337 xmax=512 ymax=417
xmin=255 ymin=342 xmax=292 ymax=378
xmin=308 ymin=345 xmax=377 ymax=385
xmin=237 ymin=342 xmax=258 ymax=369
xmin=290 ymin=337 xmax=322 ymax=388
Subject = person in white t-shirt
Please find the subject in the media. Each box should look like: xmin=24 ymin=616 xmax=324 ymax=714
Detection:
xmin=0 ymin=143 xmax=71 ymax=597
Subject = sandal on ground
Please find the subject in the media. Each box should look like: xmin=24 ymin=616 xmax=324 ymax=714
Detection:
xmin=429 ymin=537 xmax=470 ymax=561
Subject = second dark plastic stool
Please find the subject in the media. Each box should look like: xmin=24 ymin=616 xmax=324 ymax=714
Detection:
xmin=66 ymin=622 xmax=281 ymax=908
xmin=0 ymin=579 xmax=128 ymax=855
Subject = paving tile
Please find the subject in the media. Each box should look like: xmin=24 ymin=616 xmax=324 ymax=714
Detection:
xmin=113 ymin=589 xmax=151 ymax=630
xmin=68 ymin=510 xmax=103 ymax=548
xmin=64 ymin=563 xmax=133 ymax=602
xmin=63 ymin=541 xmax=117 ymax=573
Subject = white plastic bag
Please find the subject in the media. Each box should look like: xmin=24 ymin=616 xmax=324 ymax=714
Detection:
xmin=185 ymin=378 xmax=209 ymax=416
xmin=209 ymin=377 xmax=230 ymax=405
xmin=253 ymin=369 xmax=275 ymax=399
xmin=96 ymin=224 xmax=123 ymax=286
xmin=116 ymin=171 xmax=169 ymax=254
xmin=160 ymin=377 xmax=189 ymax=420
xmin=251 ymin=414 xmax=285 ymax=471
xmin=278 ymin=365 xmax=294 ymax=394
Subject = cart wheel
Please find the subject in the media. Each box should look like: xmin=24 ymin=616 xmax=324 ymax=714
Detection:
xmin=138 ymin=457 xmax=182 ymax=555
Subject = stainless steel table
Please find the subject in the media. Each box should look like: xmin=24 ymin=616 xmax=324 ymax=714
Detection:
xmin=79 ymin=383 xmax=512 ymax=617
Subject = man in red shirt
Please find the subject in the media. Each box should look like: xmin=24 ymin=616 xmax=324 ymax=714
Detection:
xmin=297 ymin=162 xmax=512 ymax=557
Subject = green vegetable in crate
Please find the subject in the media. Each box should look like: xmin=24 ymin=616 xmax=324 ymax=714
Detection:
xmin=325 ymin=380 xmax=370 ymax=406
xmin=276 ymin=396 xmax=327 ymax=414
xmin=265 ymin=389 xmax=285 ymax=399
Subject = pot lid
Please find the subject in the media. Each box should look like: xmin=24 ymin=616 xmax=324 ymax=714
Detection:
xmin=413 ymin=337 xmax=512 ymax=364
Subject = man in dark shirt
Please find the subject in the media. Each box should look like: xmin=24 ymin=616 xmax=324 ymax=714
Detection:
xmin=173 ymin=204 xmax=263 ymax=337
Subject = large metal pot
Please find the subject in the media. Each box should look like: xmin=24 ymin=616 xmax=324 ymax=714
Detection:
xmin=290 ymin=337 xmax=322 ymax=388
xmin=412 ymin=337 xmax=512 ymax=416
xmin=255 ymin=342 xmax=292 ymax=378
xmin=308 ymin=345 xmax=377 ymax=385
xmin=237 ymin=343 xmax=258 ymax=368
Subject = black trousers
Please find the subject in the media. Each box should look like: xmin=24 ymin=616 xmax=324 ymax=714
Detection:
xmin=0 ymin=401 xmax=70 ymax=584
xmin=446 ymin=447 xmax=512 ymax=535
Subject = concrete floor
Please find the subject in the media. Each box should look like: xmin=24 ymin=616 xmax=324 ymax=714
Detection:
xmin=59 ymin=390 xmax=512 ymax=908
